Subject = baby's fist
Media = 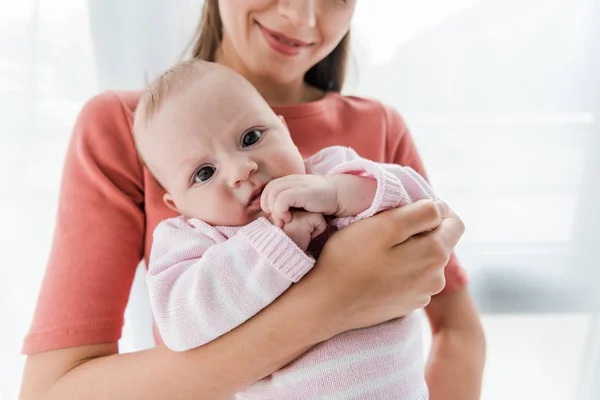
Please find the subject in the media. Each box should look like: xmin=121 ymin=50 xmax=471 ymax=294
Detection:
xmin=281 ymin=211 xmax=327 ymax=251
xmin=261 ymin=175 xmax=338 ymax=228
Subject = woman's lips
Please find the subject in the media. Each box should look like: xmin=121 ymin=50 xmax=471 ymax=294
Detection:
xmin=257 ymin=22 xmax=311 ymax=56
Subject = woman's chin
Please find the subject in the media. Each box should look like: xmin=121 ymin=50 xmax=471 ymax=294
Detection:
xmin=251 ymin=61 xmax=306 ymax=87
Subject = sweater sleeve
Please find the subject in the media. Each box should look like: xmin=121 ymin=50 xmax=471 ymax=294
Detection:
xmin=306 ymin=146 xmax=437 ymax=230
xmin=383 ymin=105 xmax=468 ymax=295
xmin=22 ymin=91 xmax=146 ymax=354
xmin=145 ymin=217 xmax=315 ymax=352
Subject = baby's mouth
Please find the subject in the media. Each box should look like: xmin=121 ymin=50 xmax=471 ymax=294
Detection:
xmin=247 ymin=185 xmax=266 ymax=207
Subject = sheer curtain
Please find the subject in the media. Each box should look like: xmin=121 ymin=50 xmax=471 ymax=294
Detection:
xmin=1 ymin=0 xmax=598 ymax=399
xmin=1 ymin=2 xmax=97 ymax=399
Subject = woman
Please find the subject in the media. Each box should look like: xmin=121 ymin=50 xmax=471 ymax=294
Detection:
xmin=20 ymin=1 xmax=485 ymax=399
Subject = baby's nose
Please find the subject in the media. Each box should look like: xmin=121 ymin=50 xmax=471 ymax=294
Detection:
xmin=227 ymin=157 xmax=258 ymax=188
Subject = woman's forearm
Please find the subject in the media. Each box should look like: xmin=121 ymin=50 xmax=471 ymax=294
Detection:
xmin=425 ymin=288 xmax=486 ymax=400
xmin=426 ymin=327 xmax=486 ymax=400
xmin=23 ymin=201 xmax=465 ymax=400
xmin=22 ymin=273 xmax=334 ymax=400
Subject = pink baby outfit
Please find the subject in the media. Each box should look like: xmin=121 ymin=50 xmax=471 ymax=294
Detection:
xmin=146 ymin=146 xmax=436 ymax=400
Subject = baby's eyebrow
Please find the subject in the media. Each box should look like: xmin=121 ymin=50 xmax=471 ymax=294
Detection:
xmin=177 ymin=154 xmax=206 ymax=177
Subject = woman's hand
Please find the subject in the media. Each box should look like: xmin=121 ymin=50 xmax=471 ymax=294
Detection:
xmin=311 ymin=199 xmax=464 ymax=337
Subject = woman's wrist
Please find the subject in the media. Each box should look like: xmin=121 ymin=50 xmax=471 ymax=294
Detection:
xmin=280 ymin=267 xmax=345 ymax=342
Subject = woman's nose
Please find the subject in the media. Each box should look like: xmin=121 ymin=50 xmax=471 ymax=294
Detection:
xmin=278 ymin=0 xmax=317 ymax=28
xmin=227 ymin=157 xmax=258 ymax=188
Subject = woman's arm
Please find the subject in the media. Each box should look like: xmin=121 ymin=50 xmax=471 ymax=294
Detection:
xmin=425 ymin=288 xmax=486 ymax=400
xmin=20 ymin=271 xmax=332 ymax=400
xmin=21 ymin=200 xmax=463 ymax=400
xmin=21 ymin=91 xmax=465 ymax=399
xmin=383 ymin=105 xmax=485 ymax=396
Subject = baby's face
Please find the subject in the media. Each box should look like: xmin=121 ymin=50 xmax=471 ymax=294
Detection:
xmin=140 ymin=68 xmax=305 ymax=226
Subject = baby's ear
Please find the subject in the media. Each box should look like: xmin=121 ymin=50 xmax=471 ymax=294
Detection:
xmin=278 ymin=115 xmax=288 ymax=128
xmin=163 ymin=193 xmax=180 ymax=214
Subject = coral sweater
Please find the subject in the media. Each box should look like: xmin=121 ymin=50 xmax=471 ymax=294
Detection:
xmin=23 ymin=90 xmax=467 ymax=356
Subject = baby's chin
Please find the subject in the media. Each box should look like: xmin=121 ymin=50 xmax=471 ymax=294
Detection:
xmin=248 ymin=209 xmax=269 ymax=224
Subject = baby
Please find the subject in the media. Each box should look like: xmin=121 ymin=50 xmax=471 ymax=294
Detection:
xmin=134 ymin=59 xmax=436 ymax=400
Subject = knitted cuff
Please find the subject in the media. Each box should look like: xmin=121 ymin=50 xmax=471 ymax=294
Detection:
xmin=238 ymin=218 xmax=315 ymax=283
xmin=328 ymin=159 xmax=410 ymax=228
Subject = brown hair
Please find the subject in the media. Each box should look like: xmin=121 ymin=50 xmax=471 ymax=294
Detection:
xmin=189 ymin=0 xmax=351 ymax=93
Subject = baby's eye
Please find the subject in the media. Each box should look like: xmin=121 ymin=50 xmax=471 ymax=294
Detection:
xmin=241 ymin=129 xmax=263 ymax=147
xmin=194 ymin=166 xmax=215 ymax=183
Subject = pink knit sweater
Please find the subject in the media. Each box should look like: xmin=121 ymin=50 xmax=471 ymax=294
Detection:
xmin=146 ymin=146 xmax=435 ymax=399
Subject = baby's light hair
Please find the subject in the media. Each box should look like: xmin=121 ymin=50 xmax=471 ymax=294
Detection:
xmin=134 ymin=58 xmax=217 ymax=134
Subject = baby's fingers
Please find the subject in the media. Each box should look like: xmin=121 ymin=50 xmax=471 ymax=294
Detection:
xmin=261 ymin=180 xmax=286 ymax=214
xmin=273 ymin=212 xmax=292 ymax=229
xmin=311 ymin=214 xmax=327 ymax=239
xmin=272 ymin=189 xmax=308 ymax=220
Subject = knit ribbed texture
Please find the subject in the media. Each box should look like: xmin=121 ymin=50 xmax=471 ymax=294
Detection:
xmin=23 ymin=92 xmax=468 ymax=356
xmin=147 ymin=146 xmax=437 ymax=398
xmin=145 ymin=217 xmax=312 ymax=352
xmin=306 ymin=146 xmax=436 ymax=229
xmin=239 ymin=218 xmax=315 ymax=283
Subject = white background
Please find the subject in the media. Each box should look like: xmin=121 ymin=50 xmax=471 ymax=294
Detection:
xmin=1 ymin=0 xmax=599 ymax=399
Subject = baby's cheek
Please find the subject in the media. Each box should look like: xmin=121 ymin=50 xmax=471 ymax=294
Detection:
xmin=206 ymin=199 xmax=234 ymax=223
xmin=184 ymin=199 xmax=210 ymax=220
xmin=181 ymin=194 xmax=220 ymax=221
xmin=273 ymin=151 xmax=305 ymax=176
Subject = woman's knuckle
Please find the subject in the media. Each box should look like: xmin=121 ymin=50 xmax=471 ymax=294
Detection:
xmin=428 ymin=256 xmax=445 ymax=272
xmin=419 ymin=296 xmax=432 ymax=308
xmin=457 ymin=217 xmax=466 ymax=235
xmin=430 ymin=274 xmax=446 ymax=294
xmin=424 ymin=253 xmax=446 ymax=275
xmin=422 ymin=201 xmax=441 ymax=223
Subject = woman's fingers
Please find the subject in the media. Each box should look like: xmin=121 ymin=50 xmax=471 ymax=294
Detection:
xmin=430 ymin=207 xmax=465 ymax=252
xmin=373 ymin=199 xmax=449 ymax=246
xmin=313 ymin=199 xmax=466 ymax=331
xmin=402 ymin=207 xmax=464 ymax=295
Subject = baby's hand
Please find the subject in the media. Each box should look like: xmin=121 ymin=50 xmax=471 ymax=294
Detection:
xmin=261 ymin=175 xmax=338 ymax=228
xmin=278 ymin=211 xmax=327 ymax=251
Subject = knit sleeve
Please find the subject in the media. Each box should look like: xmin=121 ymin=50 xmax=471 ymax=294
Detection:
xmin=383 ymin=106 xmax=469 ymax=295
xmin=307 ymin=146 xmax=437 ymax=229
xmin=22 ymin=91 xmax=146 ymax=354
xmin=145 ymin=217 xmax=315 ymax=352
